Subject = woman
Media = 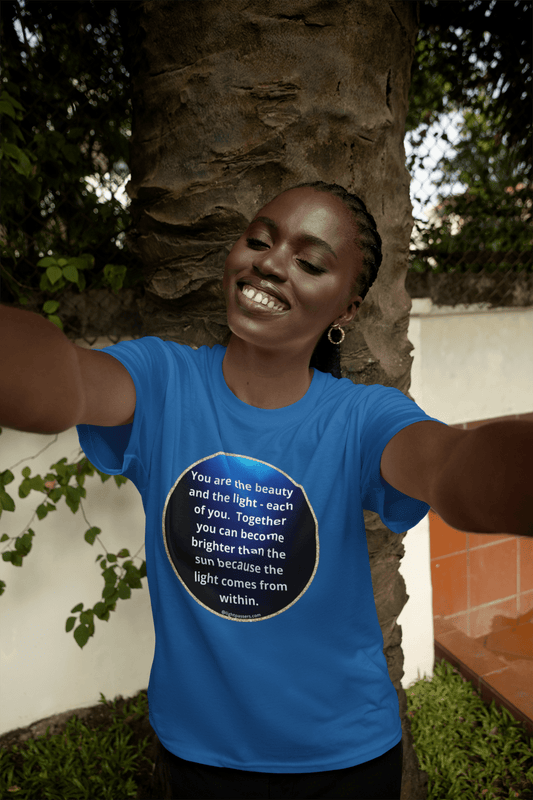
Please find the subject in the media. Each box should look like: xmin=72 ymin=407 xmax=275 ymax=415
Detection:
xmin=6 ymin=182 xmax=528 ymax=798
xmin=75 ymin=181 xmax=436 ymax=799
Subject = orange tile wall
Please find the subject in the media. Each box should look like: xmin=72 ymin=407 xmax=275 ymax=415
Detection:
xmin=429 ymin=412 xmax=533 ymax=641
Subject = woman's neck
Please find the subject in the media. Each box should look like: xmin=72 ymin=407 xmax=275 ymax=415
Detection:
xmin=222 ymin=335 xmax=314 ymax=409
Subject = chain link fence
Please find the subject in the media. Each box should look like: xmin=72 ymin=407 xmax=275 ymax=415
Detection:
xmin=405 ymin=3 xmax=532 ymax=308
xmin=2 ymin=2 xmax=531 ymax=337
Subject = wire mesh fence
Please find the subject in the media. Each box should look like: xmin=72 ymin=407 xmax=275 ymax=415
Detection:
xmin=1 ymin=1 xmax=531 ymax=340
xmin=405 ymin=1 xmax=532 ymax=308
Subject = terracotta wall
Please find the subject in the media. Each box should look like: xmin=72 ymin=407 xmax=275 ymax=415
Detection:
xmin=430 ymin=413 xmax=533 ymax=646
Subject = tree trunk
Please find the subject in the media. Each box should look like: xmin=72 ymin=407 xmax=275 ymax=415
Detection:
xmin=126 ymin=2 xmax=426 ymax=797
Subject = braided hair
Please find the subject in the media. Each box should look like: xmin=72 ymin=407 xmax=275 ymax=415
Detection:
xmin=292 ymin=182 xmax=382 ymax=379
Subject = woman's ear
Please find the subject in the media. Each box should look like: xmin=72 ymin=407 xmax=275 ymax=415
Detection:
xmin=333 ymin=297 xmax=362 ymax=327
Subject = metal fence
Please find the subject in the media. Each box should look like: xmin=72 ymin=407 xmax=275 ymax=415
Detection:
xmin=405 ymin=3 xmax=532 ymax=308
xmin=2 ymin=1 xmax=531 ymax=341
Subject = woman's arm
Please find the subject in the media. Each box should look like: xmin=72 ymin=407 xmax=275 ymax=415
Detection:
xmin=1 ymin=305 xmax=136 ymax=433
xmin=380 ymin=419 xmax=533 ymax=537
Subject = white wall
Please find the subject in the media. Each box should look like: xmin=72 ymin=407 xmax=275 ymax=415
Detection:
xmin=2 ymin=308 xmax=531 ymax=732
xmin=399 ymin=301 xmax=533 ymax=689
xmin=0 ymin=339 xmax=154 ymax=736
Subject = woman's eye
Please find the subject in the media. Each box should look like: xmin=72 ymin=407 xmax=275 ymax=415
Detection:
xmin=298 ymin=259 xmax=326 ymax=275
xmin=246 ymin=237 xmax=269 ymax=249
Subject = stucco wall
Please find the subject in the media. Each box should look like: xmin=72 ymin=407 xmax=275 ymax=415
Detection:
xmin=399 ymin=301 xmax=533 ymax=690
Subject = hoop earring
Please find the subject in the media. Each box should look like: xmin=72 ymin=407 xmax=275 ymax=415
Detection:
xmin=327 ymin=325 xmax=345 ymax=345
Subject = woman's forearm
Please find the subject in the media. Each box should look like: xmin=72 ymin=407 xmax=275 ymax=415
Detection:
xmin=0 ymin=305 xmax=84 ymax=433
xmin=432 ymin=420 xmax=533 ymax=537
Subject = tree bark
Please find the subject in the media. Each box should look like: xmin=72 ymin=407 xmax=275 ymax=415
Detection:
xmin=126 ymin=2 xmax=426 ymax=797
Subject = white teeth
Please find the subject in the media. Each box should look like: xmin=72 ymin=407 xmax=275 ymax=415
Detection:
xmin=240 ymin=285 xmax=285 ymax=311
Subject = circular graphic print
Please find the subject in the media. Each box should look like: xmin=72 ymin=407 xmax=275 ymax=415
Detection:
xmin=163 ymin=452 xmax=318 ymax=620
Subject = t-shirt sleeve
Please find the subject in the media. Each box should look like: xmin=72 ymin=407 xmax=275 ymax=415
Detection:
xmin=359 ymin=386 xmax=444 ymax=533
xmin=76 ymin=337 xmax=172 ymax=491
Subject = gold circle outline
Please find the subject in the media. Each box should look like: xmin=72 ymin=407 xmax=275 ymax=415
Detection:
xmin=161 ymin=451 xmax=319 ymax=621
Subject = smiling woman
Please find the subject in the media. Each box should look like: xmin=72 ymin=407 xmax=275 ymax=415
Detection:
xmin=222 ymin=183 xmax=382 ymax=405
xmin=2 ymin=179 xmax=532 ymax=800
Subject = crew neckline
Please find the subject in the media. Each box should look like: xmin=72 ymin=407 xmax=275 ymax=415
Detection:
xmin=211 ymin=344 xmax=326 ymax=423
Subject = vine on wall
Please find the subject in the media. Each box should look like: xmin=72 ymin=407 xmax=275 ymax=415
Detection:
xmin=0 ymin=428 xmax=146 ymax=648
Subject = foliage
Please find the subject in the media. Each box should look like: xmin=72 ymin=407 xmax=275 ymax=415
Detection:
xmin=0 ymin=0 xmax=142 ymax=326
xmin=407 ymin=1 xmax=532 ymax=273
xmin=0 ymin=692 xmax=151 ymax=799
xmin=0 ymin=427 xmax=146 ymax=648
xmin=408 ymin=660 xmax=533 ymax=799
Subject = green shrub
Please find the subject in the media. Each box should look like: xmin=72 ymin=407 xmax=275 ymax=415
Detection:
xmin=0 ymin=693 xmax=151 ymax=799
xmin=408 ymin=660 xmax=533 ymax=799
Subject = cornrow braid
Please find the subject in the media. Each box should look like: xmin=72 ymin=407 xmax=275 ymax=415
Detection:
xmin=290 ymin=181 xmax=383 ymax=379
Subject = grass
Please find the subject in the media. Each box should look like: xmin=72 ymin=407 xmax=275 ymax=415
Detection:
xmin=407 ymin=659 xmax=533 ymax=800
xmin=1 ymin=663 xmax=532 ymax=799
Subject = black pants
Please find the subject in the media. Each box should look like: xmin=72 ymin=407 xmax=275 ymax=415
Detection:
xmin=155 ymin=739 xmax=403 ymax=799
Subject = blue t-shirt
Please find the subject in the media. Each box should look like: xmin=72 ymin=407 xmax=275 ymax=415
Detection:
xmin=77 ymin=337 xmax=438 ymax=773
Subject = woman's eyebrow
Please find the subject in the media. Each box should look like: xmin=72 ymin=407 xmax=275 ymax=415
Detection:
xmin=251 ymin=215 xmax=337 ymax=259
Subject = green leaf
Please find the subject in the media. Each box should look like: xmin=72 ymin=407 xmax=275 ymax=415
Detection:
xmin=103 ymin=263 xmax=127 ymax=293
xmin=47 ymin=314 xmax=63 ymax=330
xmin=2 ymin=142 xmax=19 ymax=158
xmin=117 ymin=548 xmax=130 ymax=558
xmin=21 ymin=467 xmax=31 ymax=479
xmin=73 ymin=624 xmax=91 ymax=648
xmin=37 ymin=257 xmax=58 ymax=268
xmin=65 ymin=484 xmax=83 ymax=513
xmin=107 ymin=553 xmax=117 ymax=563
xmin=102 ymin=567 xmax=117 ymax=585
xmin=12 ymin=150 xmax=32 ymax=177
xmin=102 ymin=584 xmax=117 ymax=600
xmin=19 ymin=481 xmax=30 ymax=499
xmin=31 ymin=475 xmax=46 ymax=491
xmin=70 ymin=602 xmax=84 ymax=613
xmin=1 ymin=470 xmax=14 ymax=485
xmin=0 ymin=491 xmax=15 ymax=512
xmin=63 ymin=144 xmax=80 ymax=164
xmin=93 ymin=602 xmax=110 ymax=620
xmin=0 ymin=99 xmax=17 ymax=119
xmin=36 ymin=503 xmax=49 ymax=520
xmin=62 ymin=264 xmax=79 ymax=283
xmin=0 ymin=533 xmax=9 ymax=542
xmin=69 ymin=255 xmax=93 ymax=270
xmin=0 ymin=580 xmax=5 ymax=595
xmin=84 ymin=526 xmax=101 ymax=545
xmin=2 ymin=551 xmax=12 ymax=562
xmin=80 ymin=609 xmax=94 ymax=626
xmin=117 ymin=580 xmax=131 ymax=600
xmin=42 ymin=300 xmax=60 ymax=314
xmin=46 ymin=266 xmax=63 ymax=285
xmin=11 ymin=552 xmax=22 ymax=567
xmin=65 ymin=617 xmax=76 ymax=633
xmin=14 ymin=532 xmax=33 ymax=555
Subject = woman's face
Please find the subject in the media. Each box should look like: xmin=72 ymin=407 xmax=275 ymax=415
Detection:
xmin=223 ymin=187 xmax=363 ymax=355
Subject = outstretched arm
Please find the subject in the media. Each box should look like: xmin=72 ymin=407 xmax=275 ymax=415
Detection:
xmin=1 ymin=306 xmax=136 ymax=433
xmin=380 ymin=419 xmax=533 ymax=538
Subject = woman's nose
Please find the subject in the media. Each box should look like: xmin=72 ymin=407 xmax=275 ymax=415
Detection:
xmin=253 ymin=248 xmax=288 ymax=281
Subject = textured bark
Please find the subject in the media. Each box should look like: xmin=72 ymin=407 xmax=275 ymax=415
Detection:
xmin=126 ymin=2 xmax=426 ymax=796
